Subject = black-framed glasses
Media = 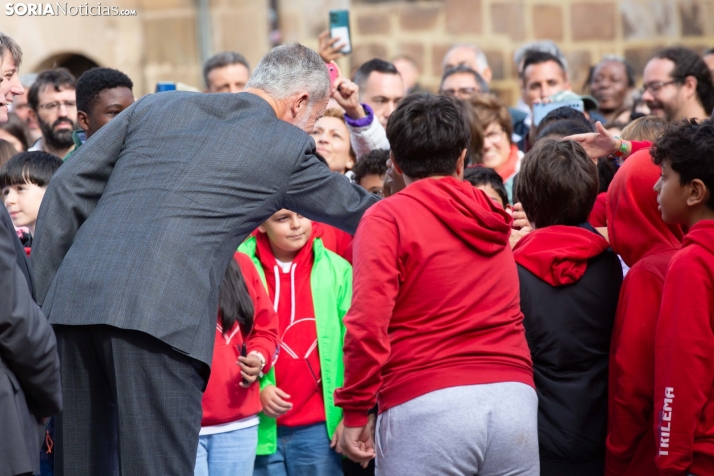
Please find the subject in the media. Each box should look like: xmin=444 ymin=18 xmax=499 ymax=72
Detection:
xmin=640 ymin=80 xmax=677 ymax=95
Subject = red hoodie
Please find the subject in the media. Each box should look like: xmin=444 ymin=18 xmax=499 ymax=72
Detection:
xmin=335 ymin=176 xmax=534 ymax=427
xmin=654 ymin=220 xmax=714 ymax=475
xmin=589 ymin=192 xmax=608 ymax=228
xmin=254 ymin=227 xmax=326 ymax=428
xmin=513 ymin=225 xmax=610 ymax=286
xmin=201 ymin=252 xmax=278 ymax=427
xmin=604 ymin=149 xmax=683 ymax=476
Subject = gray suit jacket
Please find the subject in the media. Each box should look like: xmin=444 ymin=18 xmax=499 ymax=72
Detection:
xmin=32 ymin=91 xmax=378 ymax=366
xmin=0 ymin=206 xmax=62 ymax=476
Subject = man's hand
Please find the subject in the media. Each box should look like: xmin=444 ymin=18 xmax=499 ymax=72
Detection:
xmin=564 ymin=121 xmax=619 ymax=159
xmin=332 ymin=76 xmax=366 ymax=120
xmin=260 ymin=385 xmax=293 ymax=418
xmin=318 ymin=30 xmax=346 ymax=62
xmin=330 ymin=419 xmax=345 ymax=454
xmin=237 ymin=353 xmax=262 ymax=388
xmin=341 ymin=420 xmax=376 ymax=467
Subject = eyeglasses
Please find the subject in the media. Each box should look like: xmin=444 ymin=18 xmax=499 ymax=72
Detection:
xmin=440 ymin=87 xmax=479 ymax=98
xmin=37 ymin=101 xmax=77 ymax=112
xmin=640 ymin=80 xmax=677 ymax=95
xmin=484 ymin=127 xmax=506 ymax=145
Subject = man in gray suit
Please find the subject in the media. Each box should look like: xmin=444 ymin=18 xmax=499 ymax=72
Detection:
xmin=32 ymin=43 xmax=379 ymax=476
xmin=0 ymin=31 xmax=62 ymax=476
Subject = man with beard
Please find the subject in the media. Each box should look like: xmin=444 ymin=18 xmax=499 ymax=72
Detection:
xmin=641 ymin=47 xmax=714 ymax=122
xmin=27 ymin=68 xmax=77 ymax=159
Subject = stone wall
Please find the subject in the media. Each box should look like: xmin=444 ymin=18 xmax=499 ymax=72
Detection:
xmin=2 ymin=0 xmax=713 ymax=100
xmin=1 ymin=0 xmax=269 ymax=96
xmin=344 ymin=0 xmax=714 ymax=103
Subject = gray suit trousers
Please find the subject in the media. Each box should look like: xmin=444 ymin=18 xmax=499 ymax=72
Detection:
xmin=53 ymin=325 xmax=208 ymax=476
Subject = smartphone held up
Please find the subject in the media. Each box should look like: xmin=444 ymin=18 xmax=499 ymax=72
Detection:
xmin=329 ymin=10 xmax=352 ymax=54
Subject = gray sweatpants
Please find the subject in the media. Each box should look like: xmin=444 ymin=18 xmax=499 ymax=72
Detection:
xmin=375 ymin=382 xmax=539 ymax=476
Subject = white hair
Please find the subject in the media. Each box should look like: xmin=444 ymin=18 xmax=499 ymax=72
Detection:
xmin=245 ymin=43 xmax=330 ymax=107
xmin=443 ymin=44 xmax=489 ymax=74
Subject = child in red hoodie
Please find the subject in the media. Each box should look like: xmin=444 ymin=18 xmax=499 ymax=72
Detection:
xmin=335 ymin=94 xmax=537 ymax=475
xmin=195 ymin=252 xmax=278 ymax=476
xmin=605 ymin=149 xmax=683 ymax=476
xmin=239 ymin=212 xmax=353 ymax=476
xmin=513 ymin=138 xmax=623 ymax=476
xmin=652 ymin=119 xmax=714 ymax=476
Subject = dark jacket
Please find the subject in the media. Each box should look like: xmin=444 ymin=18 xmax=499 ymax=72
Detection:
xmin=513 ymin=224 xmax=622 ymax=476
xmin=31 ymin=91 xmax=379 ymax=367
xmin=0 ymin=206 xmax=62 ymax=476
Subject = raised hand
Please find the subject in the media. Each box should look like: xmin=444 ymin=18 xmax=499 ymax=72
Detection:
xmin=318 ymin=30 xmax=346 ymax=63
xmin=564 ymin=121 xmax=619 ymax=159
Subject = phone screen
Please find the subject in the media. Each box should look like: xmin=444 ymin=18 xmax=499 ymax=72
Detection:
xmin=329 ymin=10 xmax=352 ymax=54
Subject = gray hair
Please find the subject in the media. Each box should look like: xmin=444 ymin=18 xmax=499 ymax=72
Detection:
xmin=514 ymin=41 xmax=568 ymax=74
xmin=440 ymin=65 xmax=490 ymax=94
xmin=245 ymin=43 xmax=330 ymax=106
xmin=0 ymin=31 xmax=23 ymax=68
xmin=443 ymin=44 xmax=489 ymax=74
xmin=203 ymin=51 xmax=250 ymax=88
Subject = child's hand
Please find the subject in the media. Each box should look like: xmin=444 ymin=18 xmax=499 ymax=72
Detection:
xmin=237 ymin=353 xmax=262 ymax=388
xmin=511 ymin=202 xmax=532 ymax=231
xmin=341 ymin=422 xmax=375 ymax=466
xmin=330 ymin=419 xmax=345 ymax=454
xmin=260 ymin=385 xmax=293 ymax=418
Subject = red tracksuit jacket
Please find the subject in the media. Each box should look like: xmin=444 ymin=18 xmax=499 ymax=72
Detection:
xmin=604 ymin=150 xmax=683 ymax=476
xmin=654 ymin=220 xmax=714 ymax=475
xmin=335 ymin=176 xmax=534 ymax=427
xmin=200 ymin=252 xmax=278 ymax=427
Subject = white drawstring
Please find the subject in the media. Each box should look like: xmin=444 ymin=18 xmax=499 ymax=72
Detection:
xmin=272 ymin=265 xmax=280 ymax=313
xmin=290 ymin=263 xmax=296 ymax=325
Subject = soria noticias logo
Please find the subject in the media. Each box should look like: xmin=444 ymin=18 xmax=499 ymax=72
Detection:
xmin=5 ymin=3 xmax=137 ymax=16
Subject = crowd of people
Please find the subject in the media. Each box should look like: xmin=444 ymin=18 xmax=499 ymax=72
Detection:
xmin=1 ymin=24 xmax=714 ymax=476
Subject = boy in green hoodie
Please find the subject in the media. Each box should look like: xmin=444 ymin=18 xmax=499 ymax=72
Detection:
xmin=239 ymin=210 xmax=352 ymax=476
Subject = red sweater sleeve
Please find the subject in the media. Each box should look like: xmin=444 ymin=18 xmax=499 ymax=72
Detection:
xmin=606 ymin=268 xmax=661 ymax=475
xmin=235 ymin=252 xmax=278 ymax=372
xmin=629 ymin=141 xmax=652 ymax=155
xmin=334 ymin=213 xmax=399 ymax=427
xmin=654 ymin=251 xmax=714 ymax=475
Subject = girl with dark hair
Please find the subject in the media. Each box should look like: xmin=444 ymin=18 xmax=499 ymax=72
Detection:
xmin=195 ymin=253 xmax=279 ymax=476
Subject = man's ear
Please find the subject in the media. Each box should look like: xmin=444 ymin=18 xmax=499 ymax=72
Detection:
xmin=77 ymin=111 xmax=90 ymax=132
xmin=257 ymin=224 xmax=267 ymax=234
xmin=291 ymin=93 xmax=310 ymax=118
xmin=456 ymin=149 xmax=467 ymax=179
xmin=389 ymin=151 xmax=403 ymax=175
xmin=687 ymin=178 xmax=710 ymax=207
xmin=682 ymin=75 xmax=698 ymax=101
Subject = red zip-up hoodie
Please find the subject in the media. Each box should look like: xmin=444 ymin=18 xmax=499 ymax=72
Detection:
xmin=335 ymin=176 xmax=534 ymax=427
xmin=604 ymin=150 xmax=683 ymax=476
xmin=654 ymin=220 xmax=714 ymax=475
xmin=255 ymin=228 xmax=326 ymax=428
xmin=201 ymin=252 xmax=279 ymax=427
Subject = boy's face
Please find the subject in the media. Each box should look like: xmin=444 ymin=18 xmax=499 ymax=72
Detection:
xmin=79 ymin=86 xmax=135 ymax=139
xmin=654 ymin=159 xmax=690 ymax=224
xmin=258 ymin=209 xmax=312 ymax=258
xmin=358 ymin=173 xmax=385 ymax=197
xmin=475 ymin=183 xmax=505 ymax=209
xmin=2 ymin=182 xmax=47 ymax=232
